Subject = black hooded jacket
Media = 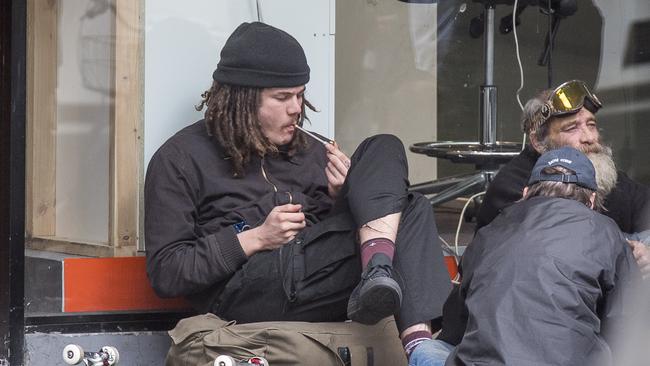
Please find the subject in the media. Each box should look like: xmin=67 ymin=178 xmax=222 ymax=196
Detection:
xmin=144 ymin=121 xmax=333 ymax=309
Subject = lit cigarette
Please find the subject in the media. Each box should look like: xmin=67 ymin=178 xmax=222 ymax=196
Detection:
xmin=294 ymin=124 xmax=333 ymax=145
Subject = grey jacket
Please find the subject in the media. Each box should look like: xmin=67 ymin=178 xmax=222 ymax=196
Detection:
xmin=447 ymin=196 xmax=640 ymax=366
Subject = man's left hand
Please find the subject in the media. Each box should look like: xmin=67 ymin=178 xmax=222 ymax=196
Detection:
xmin=628 ymin=239 xmax=650 ymax=278
xmin=324 ymin=142 xmax=350 ymax=199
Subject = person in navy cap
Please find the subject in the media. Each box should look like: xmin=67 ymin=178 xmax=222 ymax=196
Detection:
xmin=435 ymin=146 xmax=640 ymax=366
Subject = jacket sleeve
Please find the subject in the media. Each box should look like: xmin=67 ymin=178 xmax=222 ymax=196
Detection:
xmin=144 ymin=145 xmax=247 ymax=298
xmin=630 ymin=175 xmax=650 ymax=232
xmin=599 ymin=235 xmax=642 ymax=347
xmin=476 ymin=148 xmax=536 ymax=230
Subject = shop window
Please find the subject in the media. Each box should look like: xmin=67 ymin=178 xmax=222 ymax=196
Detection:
xmin=26 ymin=0 xmax=142 ymax=258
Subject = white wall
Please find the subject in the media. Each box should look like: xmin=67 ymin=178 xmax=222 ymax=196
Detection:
xmin=143 ymin=0 xmax=335 ymax=167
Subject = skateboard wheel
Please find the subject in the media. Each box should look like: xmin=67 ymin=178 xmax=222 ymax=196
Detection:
xmin=249 ymin=357 xmax=269 ymax=366
xmin=214 ymin=355 xmax=236 ymax=366
xmin=101 ymin=346 xmax=120 ymax=365
xmin=62 ymin=344 xmax=84 ymax=365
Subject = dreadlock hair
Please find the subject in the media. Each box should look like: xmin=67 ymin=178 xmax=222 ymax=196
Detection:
xmin=523 ymin=165 xmax=603 ymax=211
xmin=196 ymin=81 xmax=316 ymax=177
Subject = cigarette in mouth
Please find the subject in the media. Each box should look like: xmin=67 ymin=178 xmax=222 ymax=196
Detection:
xmin=294 ymin=124 xmax=334 ymax=145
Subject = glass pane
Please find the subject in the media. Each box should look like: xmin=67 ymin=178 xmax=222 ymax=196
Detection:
xmin=335 ymin=1 xmax=438 ymax=185
xmin=26 ymin=0 xmax=117 ymax=317
xmin=56 ymin=0 xmax=111 ymax=243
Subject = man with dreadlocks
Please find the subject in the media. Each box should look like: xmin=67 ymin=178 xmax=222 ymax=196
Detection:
xmin=145 ymin=22 xmax=451 ymax=362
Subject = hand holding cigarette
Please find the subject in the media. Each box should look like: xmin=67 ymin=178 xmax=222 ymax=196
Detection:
xmin=323 ymin=138 xmax=351 ymax=199
xmin=293 ymin=124 xmax=351 ymax=191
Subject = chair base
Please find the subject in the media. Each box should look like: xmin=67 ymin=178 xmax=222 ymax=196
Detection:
xmin=409 ymin=141 xmax=522 ymax=207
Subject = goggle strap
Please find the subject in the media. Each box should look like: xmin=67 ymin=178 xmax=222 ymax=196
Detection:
xmin=583 ymin=97 xmax=601 ymax=114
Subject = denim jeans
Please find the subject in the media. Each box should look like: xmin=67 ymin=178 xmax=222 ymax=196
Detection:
xmin=409 ymin=339 xmax=455 ymax=366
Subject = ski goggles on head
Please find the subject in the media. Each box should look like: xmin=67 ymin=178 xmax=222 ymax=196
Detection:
xmin=530 ymin=80 xmax=603 ymax=132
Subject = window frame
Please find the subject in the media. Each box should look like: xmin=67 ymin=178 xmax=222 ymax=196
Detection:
xmin=2 ymin=1 xmax=26 ymax=364
xmin=25 ymin=0 xmax=143 ymax=257
xmin=0 ymin=2 xmax=189 ymax=364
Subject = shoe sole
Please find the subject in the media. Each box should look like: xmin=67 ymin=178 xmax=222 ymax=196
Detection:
xmin=347 ymin=277 xmax=402 ymax=325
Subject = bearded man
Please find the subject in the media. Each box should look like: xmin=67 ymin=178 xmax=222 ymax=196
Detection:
xmin=474 ymin=80 xmax=650 ymax=273
xmin=476 ymin=80 xmax=650 ymax=239
xmin=424 ymin=81 xmax=650 ymax=365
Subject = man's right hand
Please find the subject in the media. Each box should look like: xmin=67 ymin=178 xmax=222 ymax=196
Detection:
xmin=238 ymin=204 xmax=306 ymax=257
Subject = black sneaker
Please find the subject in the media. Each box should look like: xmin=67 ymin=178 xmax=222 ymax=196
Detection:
xmin=347 ymin=253 xmax=402 ymax=325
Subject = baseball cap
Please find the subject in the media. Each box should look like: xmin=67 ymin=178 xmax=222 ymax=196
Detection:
xmin=528 ymin=146 xmax=598 ymax=191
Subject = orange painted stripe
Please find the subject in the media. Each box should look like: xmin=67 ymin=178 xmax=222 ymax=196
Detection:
xmin=444 ymin=255 xmax=459 ymax=280
xmin=63 ymin=256 xmax=190 ymax=312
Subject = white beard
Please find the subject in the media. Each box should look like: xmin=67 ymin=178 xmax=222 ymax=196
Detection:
xmin=586 ymin=145 xmax=618 ymax=197
xmin=544 ymin=140 xmax=618 ymax=197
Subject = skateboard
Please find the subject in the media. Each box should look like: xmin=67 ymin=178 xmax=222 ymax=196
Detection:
xmin=213 ymin=355 xmax=269 ymax=366
xmin=62 ymin=344 xmax=120 ymax=366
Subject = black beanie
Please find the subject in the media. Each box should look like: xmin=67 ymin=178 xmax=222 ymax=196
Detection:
xmin=213 ymin=22 xmax=310 ymax=88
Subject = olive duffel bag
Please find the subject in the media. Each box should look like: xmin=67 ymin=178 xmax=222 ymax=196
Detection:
xmin=165 ymin=313 xmax=407 ymax=366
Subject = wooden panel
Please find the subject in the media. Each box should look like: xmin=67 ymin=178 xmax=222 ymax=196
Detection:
xmin=29 ymin=236 xmax=113 ymax=258
xmin=63 ymin=256 xmax=190 ymax=312
xmin=26 ymin=0 xmax=58 ymax=237
xmin=111 ymin=0 xmax=144 ymax=255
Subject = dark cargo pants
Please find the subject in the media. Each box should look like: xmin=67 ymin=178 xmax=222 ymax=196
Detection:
xmin=214 ymin=134 xmax=452 ymax=333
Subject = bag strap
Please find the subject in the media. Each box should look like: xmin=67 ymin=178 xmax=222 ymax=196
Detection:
xmin=169 ymin=313 xmax=234 ymax=345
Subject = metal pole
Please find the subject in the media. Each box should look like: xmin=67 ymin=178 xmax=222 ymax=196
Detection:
xmin=1 ymin=0 xmax=27 ymax=364
xmin=485 ymin=6 xmax=494 ymax=85
xmin=480 ymin=4 xmax=497 ymax=146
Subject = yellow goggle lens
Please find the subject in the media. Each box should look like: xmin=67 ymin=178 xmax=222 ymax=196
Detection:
xmin=549 ymin=80 xmax=601 ymax=114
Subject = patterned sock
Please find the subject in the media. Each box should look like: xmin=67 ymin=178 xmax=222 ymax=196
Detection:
xmin=360 ymin=237 xmax=395 ymax=270
xmin=402 ymin=330 xmax=433 ymax=359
